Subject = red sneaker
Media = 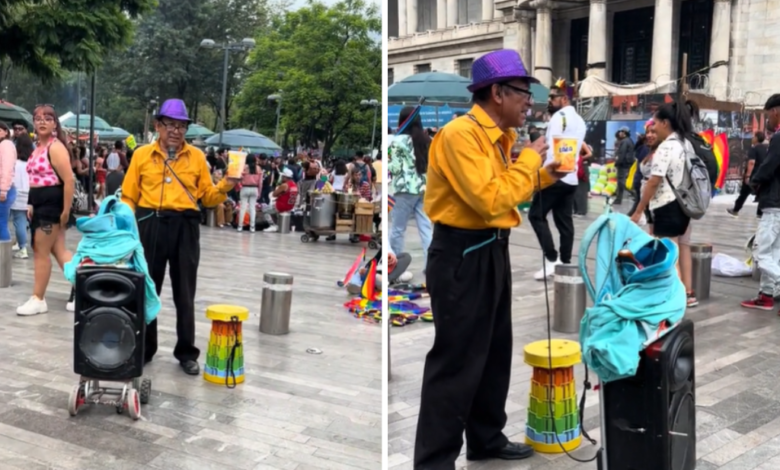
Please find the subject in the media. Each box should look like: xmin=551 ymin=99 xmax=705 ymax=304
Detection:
xmin=741 ymin=293 xmax=774 ymax=311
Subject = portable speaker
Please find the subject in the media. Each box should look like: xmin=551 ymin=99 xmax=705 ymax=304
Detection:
xmin=73 ymin=266 xmax=146 ymax=381
xmin=601 ymin=319 xmax=695 ymax=470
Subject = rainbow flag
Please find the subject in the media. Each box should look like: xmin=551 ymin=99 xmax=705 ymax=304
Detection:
xmin=341 ymin=248 xmax=366 ymax=286
xmin=388 ymin=195 xmax=395 ymax=212
xmin=361 ymin=259 xmax=378 ymax=300
xmin=699 ymin=130 xmax=729 ymax=190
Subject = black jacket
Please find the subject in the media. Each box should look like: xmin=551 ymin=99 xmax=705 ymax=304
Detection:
xmin=751 ymin=133 xmax=780 ymax=210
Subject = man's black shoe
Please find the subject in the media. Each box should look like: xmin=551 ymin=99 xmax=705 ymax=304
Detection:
xmin=466 ymin=442 xmax=534 ymax=461
xmin=180 ymin=360 xmax=200 ymax=375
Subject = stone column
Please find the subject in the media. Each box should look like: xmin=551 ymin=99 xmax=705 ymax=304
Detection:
xmin=447 ymin=0 xmax=457 ymax=26
xmin=407 ymin=0 xmax=418 ymax=34
xmin=398 ymin=0 xmax=407 ymax=36
xmin=650 ymin=0 xmax=675 ymax=87
xmin=533 ymin=1 xmax=553 ymax=86
xmin=518 ymin=12 xmax=533 ymax=66
xmin=708 ymin=0 xmax=731 ymax=99
xmin=482 ymin=0 xmax=494 ymax=21
xmin=437 ymin=0 xmax=447 ymax=29
xmin=586 ymin=0 xmax=607 ymax=79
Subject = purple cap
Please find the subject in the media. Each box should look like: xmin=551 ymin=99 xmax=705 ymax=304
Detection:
xmin=155 ymin=99 xmax=191 ymax=123
xmin=468 ymin=49 xmax=538 ymax=92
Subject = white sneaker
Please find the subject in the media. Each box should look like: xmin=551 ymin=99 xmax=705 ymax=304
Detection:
xmin=237 ymin=227 xmax=243 ymax=232
xmin=264 ymin=225 xmax=278 ymax=233
xmin=534 ymin=259 xmax=561 ymax=281
xmin=398 ymin=271 xmax=414 ymax=282
xmin=17 ymin=296 xmax=48 ymax=316
xmin=11 ymin=243 xmax=19 ymax=251
xmin=250 ymin=227 xmax=256 ymax=233
xmin=13 ymin=248 xmax=28 ymax=259
xmin=66 ymin=288 xmax=75 ymax=312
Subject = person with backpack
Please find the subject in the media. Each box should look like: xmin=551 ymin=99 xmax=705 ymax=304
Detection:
xmin=612 ymin=129 xmax=635 ymax=204
xmin=740 ymin=94 xmax=780 ymax=311
xmin=630 ymin=100 xmax=702 ymax=307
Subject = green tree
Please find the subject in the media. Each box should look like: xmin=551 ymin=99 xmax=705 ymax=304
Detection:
xmin=0 ymin=0 xmax=155 ymax=80
xmin=235 ymin=0 xmax=381 ymax=154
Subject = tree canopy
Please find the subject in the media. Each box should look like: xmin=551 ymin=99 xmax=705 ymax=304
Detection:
xmin=234 ymin=0 xmax=381 ymax=153
xmin=0 ymin=0 xmax=156 ymax=79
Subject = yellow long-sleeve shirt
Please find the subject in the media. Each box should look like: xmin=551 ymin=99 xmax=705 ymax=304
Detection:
xmin=424 ymin=104 xmax=556 ymax=230
xmin=121 ymin=141 xmax=233 ymax=212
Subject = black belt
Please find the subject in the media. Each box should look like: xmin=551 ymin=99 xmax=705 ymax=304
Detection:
xmin=434 ymin=223 xmax=511 ymax=240
xmin=242 ymin=185 xmax=259 ymax=188
xmin=136 ymin=207 xmax=201 ymax=219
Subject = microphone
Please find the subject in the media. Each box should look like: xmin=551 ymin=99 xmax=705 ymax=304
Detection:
xmin=167 ymin=147 xmax=176 ymax=161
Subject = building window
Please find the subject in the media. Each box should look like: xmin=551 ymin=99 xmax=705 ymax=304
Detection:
xmin=457 ymin=0 xmax=481 ymax=25
xmin=389 ymin=69 xmax=395 ymax=85
xmin=416 ymin=63 xmax=431 ymax=74
xmin=458 ymin=59 xmax=473 ymax=78
xmin=611 ymin=6 xmax=653 ymax=84
xmin=417 ymin=0 xmax=437 ymax=32
xmin=388 ymin=0 xmax=398 ymax=37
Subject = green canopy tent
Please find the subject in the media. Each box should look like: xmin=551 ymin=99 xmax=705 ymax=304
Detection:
xmin=60 ymin=114 xmax=114 ymax=133
xmin=0 ymin=101 xmax=33 ymax=130
xmin=185 ymin=124 xmax=215 ymax=140
xmin=388 ymin=71 xmax=549 ymax=105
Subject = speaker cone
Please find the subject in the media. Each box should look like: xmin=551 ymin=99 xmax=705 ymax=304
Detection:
xmin=79 ymin=307 xmax=137 ymax=370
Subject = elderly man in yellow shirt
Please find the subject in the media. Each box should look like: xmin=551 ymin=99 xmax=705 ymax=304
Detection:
xmin=414 ymin=50 xmax=562 ymax=468
xmin=121 ymin=99 xmax=236 ymax=376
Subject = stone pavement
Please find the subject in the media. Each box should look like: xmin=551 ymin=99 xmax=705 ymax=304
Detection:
xmin=0 ymin=226 xmax=381 ymax=470
xmin=388 ymin=199 xmax=780 ymax=470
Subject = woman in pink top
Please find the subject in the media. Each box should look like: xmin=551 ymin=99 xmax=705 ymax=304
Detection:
xmin=236 ymin=154 xmax=262 ymax=232
xmin=0 ymin=121 xmax=18 ymax=242
xmin=16 ymin=105 xmax=76 ymax=317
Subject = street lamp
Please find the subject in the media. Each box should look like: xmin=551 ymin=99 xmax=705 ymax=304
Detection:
xmin=200 ymin=37 xmax=257 ymax=147
xmin=361 ymin=99 xmax=380 ymax=153
xmin=268 ymin=93 xmax=282 ymax=145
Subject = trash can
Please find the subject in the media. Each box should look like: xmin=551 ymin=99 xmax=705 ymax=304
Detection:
xmin=690 ymin=243 xmax=713 ymax=301
xmin=260 ymin=272 xmax=293 ymax=335
xmin=553 ymin=264 xmax=586 ymax=334
xmin=278 ymin=213 xmax=291 ymax=234
xmin=0 ymin=240 xmax=11 ymax=288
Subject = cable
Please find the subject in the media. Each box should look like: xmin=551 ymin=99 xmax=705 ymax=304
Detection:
xmin=537 ymin=168 xmax=600 ymax=463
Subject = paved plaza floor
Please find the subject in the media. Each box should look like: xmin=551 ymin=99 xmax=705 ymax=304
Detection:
xmin=389 ymin=199 xmax=778 ymax=470
xmin=0 ymin=227 xmax=382 ymax=470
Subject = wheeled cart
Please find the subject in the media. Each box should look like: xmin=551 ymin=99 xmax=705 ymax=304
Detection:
xmin=300 ymin=191 xmax=380 ymax=249
xmin=68 ymin=376 xmax=152 ymax=420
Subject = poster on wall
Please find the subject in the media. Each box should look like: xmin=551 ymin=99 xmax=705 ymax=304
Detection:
xmin=610 ymin=95 xmax=644 ymax=120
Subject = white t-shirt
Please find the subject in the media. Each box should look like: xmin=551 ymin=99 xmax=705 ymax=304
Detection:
xmin=544 ymin=105 xmax=586 ymax=186
xmin=648 ymin=134 xmax=686 ymax=211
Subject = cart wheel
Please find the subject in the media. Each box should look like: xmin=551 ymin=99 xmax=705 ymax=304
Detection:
xmin=140 ymin=378 xmax=152 ymax=405
xmin=68 ymin=384 xmax=82 ymax=417
xmin=126 ymin=389 xmax=141 ymax=420
xmin=368 ymin=241 xmax=378 ymax=250
xmin=300 ymin=234 xmax=310 ymax=243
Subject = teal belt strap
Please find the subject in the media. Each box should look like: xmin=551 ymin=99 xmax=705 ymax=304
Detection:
xmin=463 ymin=235 xmax=497 ymax=257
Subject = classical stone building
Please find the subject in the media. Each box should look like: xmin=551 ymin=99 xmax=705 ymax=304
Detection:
xmin=388 ymin=0 xmax=780 ymax=105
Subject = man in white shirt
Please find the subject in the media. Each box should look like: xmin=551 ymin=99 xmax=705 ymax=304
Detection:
xmin=529 ymin=81 xmax=587 ymax=280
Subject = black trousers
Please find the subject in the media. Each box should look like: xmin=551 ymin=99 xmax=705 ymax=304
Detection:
xmin=137 ymin=208 xmax=201 ymax=363
xmin=733 ymin=182 xmax=753 ymax=213
xmin=614 ymin=167 xmax=629 ymax=204
xmin=573 ymin=178 xmax=590 ymax=215
xmin=414 ymin=224 xmax=512 ymax=469
xmin=529 ymin=181 xmax=577 ymax=264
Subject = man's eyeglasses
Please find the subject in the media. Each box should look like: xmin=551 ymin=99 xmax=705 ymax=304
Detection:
xmin=502 ymin=83 xmax=534 ymax=101
xmin=160 ymin=121 xmax=188 ymax=133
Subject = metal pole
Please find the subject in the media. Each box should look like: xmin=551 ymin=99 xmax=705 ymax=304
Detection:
xmin=75 ymin=73 xmax=81 ymax=141
xmin=218 ymin=46 xmax=229 ymax=148
xmin=690 ymin=243 xmax=713 ymax=301
xmin=370 ymin=105 xmax=377 ymax=152
xmin=552 ymin=264 xmax=587 ymax=333
xmin=275 ymin=100 xmax=281 ymax=144
xmin=88 ymin=72 xmax=96 ymax=212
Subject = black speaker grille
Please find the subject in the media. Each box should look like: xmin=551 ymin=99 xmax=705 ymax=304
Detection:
xmin=79 ymin=307 xmax=137 ymax=370
xmin=670 ymin=389 xmax=695 ymax=470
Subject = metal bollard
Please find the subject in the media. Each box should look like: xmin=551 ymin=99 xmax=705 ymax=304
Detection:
xmin=553 ymin=264 xmax=586 ymax=334
xmin=206 ymin=209 xmax=216 ymax=228
xmin=260 ymin=272 xmax=293 ymax=335
xmin=0 ymin=240 xmax=11 ymax=288
xmin=690 ymin=243 xmax=713 ymax=301
xmin=278 ymin=213 xmax=291 ymax=234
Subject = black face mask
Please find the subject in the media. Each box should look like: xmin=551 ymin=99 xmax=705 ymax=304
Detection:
xmin=547 ymin=102 xmax=562 ymax=114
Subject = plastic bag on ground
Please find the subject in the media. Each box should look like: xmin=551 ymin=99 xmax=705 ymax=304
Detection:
xmin=712 ymin=252 xmax=752 ymax=277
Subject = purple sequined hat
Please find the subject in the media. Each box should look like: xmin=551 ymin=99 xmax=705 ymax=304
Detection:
xmin=468 ymin=49 xmax=538 ymax=92
xmin=155 ymin=99 xmax=192 ymax=123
